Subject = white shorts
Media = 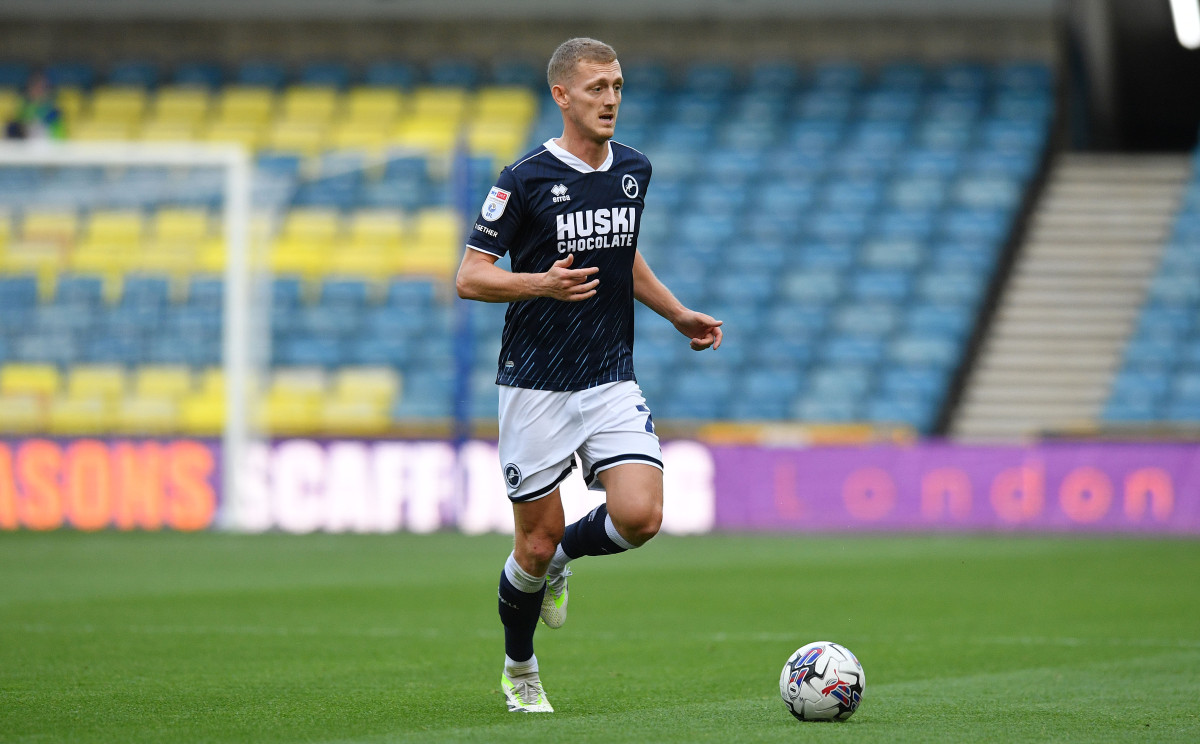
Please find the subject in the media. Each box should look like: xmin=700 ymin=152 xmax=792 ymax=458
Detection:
xmin=497 ymin=380 xmax=663 ymax=502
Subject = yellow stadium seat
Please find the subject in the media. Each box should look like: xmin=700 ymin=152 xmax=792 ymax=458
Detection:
xmin=86 ymin=210 xmax=144 ymax=242
xmin=0 ymin=88 xmax=19 ymax=121
xmin=466 ymin=122 xmax=527 ymax=165
xmin=214 ymin=86 xmax=276 ymax=125
xmin=48 ymin=396 xmax=113 ymax=435
xmin=1 ymin=242 xmax=67 ymax=281
xmin=257 ymin=388 xmax=321 ymax=435
xmin=198 ymin=367 xmax=225 ymax=397
xmin=280 ymin=86 xmax=340 ymax=122
xmin=411 ymin=87 xmax=469 ymax=120
xmin=348 ymin=210 xmax=404 ymax=241
xmin=115 ymin=395 xmax=180 ymax=435
xmin=66 ymin=365 xmax=128 ymax=401
xmin=328 ymin=120 xmax=389 ymax=151
xmin=153 ymin=208 xmax=211 ymax=241
xmin=152 ymin=86 xmax=211 ymax=123
xmin=21 ymin=210 xmax=78 ymax=242
xmin=282 ymin=209 xmax=342 ymax=241
xmin=332 ymin=366 xmax=400 ymax=405
xmin=69 ymin=240 xmax=136 ymax=274
xmin=346 ymin=87 xmax=404 ymax=122
xmin=320 ymin=398 xmax=390 ymax=435
xmin=390 ymin=116 xmax=458 ymax=155
xmin=70 ymin=119 xmax=136 ymax=141
xmin=273 ymin=366 xmax=328 ymax=394
xmin=139 ymin=120 xmax=200 ymax=142
xmin=203 ymin=121 xmax=263 ymax=150
xmin=264 ymin=120 xmax=327 ymax=156
xmin=179 ymin=392 xmax=224 ymax=435
xmin=473 ymin=86 xmax=537 ymax=120
xmin=55 ymin=87 xmax=85 ymax=124
xmin=413 ymin=208 xmax=460 ymax=244
xmin=396 ymin=241 xmax=458 ymax=278
xmin=0 ymin=394 xmax=46 ymax=434
xmin=130 ymin=239 xmax=196 ymax=274
xmin=88 ymin=86 xmax=148 ymax=122
xmin=329 ymin=241 xmax=394 ymax=277
xmin=194 ymin=239 xmax=225 ymax=273
xmin=271 ymin=237 xmax=331 ymax=277
xmin=134 ymin=365 xmax=195 ymax=398
xmin=1 ymin=363 xmax=61 ymax=397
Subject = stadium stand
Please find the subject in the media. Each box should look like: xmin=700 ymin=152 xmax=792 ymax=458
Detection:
xmin=0 ymin=57 xmax=1052 ymax=435
xmin=1104 ymin=143 xmax=1200 ymax=425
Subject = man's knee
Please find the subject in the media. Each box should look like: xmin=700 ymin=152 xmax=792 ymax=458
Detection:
xmin=515 ymin=524 xmax=564 ymax=569
xmin=616 ymin=502 xmax=661 ymax=547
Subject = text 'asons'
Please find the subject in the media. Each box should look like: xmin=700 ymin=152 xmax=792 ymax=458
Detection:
xmin=555 ymin=207 xmax=637 ymax=253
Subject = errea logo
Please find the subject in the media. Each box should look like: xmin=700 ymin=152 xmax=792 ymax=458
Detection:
xmin=551 ymin=184 xmax=571 ymax=203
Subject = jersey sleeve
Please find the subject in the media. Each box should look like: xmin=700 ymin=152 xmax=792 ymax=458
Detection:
xmin=465 ymin=166 xmax=524 ymax=259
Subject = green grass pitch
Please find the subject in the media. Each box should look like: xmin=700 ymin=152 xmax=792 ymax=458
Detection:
xmin=2 ymin=531 xmax=1198 ymax=743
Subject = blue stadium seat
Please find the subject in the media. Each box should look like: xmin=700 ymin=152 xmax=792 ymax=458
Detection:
xmin=1121 ymin=337 xmax=1178 ymax=370
xmin=850 ymin=270 xmax=912 ymax=303
xmin=905 ymin=303 xmax=973 ymax=340
xmin=55 ymin=274 xmax=104 ymax=307
xmin=860 ymin=238 xmax=925 ymax=270
xmin=810 ymin=61 xmax=863 ymax=91
xmin=876 ymin=209 xmax=937 ymax=240
xmin=299 ymin=62 xmax=352 ymax=88
xmin=822 ymin=337 xmax=886 ymax=365
xmin=429 ymin=59 xmax=479 ymax=87
xmin=275 ymin=337 xmax=343 ymax=367
xmin=393 ymin=373 xmax=453 ymax=419
xmin=187 ymin=277 xmax=224 ymax=310
xmin=889 ymin=335 xmax=960 ymax=367
xmin=832 ymin=304 xmax=901 ymax=338
xmin=780 ymin=269 xmax=843 ymax=305
xmin=107 ymin=60 xmax=160 ymax=88
xmin=865 ymin=396 xmax=936 ymax=430
xmin=173 ymin=61 xmax=225 ymax=88
xmin=364 ymin=61 xmax=418 ymax=88
xmin=794 ymin=395 xmax=859 ymax=422
xmin=809 ymin=364 xmax=873 ymax=398
xmin=765 ymin=304 xmax=827 ymax=337
xmin=887 ymin=178 xmax=946 ymax=210
xmin=0 ymin=275 xmax=38 ymax=309
xmin=237 ymin=60 xmax=288 ymax=88
xmin=916 ymin=270 xmax=986 ymax=306
xmin=121 ymin=275 xmax=171 ymax=310
xmin=1165 ymin=400 xmax=1200 ymax=422
xmin=46 ymin=61 xmax=97 ymax=89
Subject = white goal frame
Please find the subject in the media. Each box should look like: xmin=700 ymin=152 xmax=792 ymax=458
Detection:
xmin=0 ymin=141 xmax=253 ymax=519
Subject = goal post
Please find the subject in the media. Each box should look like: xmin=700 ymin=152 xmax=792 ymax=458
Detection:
xmin=0 ymin=140 xmax=255 ymax=521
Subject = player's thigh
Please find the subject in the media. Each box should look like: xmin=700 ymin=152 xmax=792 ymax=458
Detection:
xmin=597 ymin=462 xmax=663 ymax=537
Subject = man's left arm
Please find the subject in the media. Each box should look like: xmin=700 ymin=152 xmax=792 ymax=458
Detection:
xmin=632 ymin=250 xmax=722 ymax=351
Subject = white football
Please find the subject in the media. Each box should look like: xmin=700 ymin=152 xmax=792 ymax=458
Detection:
xmin=779 ymin=641 xmax=865 ymax=721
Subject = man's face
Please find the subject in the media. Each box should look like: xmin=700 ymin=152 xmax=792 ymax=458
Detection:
xmin=560 ymin=60 xmax=622 ymax=143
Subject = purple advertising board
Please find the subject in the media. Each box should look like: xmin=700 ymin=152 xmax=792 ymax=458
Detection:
xmin=712 ymin=442 xmax=1200 ymax=534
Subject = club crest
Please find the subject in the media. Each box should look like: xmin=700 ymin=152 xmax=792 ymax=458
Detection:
xmin=621 ymin=174 xmax=639 ymax=198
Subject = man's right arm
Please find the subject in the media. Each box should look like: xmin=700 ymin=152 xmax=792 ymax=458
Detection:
xmin=456 ymin=248 xmax=600 ymax=304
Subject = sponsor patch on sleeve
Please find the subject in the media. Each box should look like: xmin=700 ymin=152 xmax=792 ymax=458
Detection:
xmin=481 ymin=187 xmax=511 ymax=222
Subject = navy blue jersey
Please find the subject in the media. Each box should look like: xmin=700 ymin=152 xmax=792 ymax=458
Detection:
xmin=467 ymin=139 xmax=652 ymax=391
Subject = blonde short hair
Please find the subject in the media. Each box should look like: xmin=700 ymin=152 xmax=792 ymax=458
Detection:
xmin=547 ymin=37 xmax=618 ymax=88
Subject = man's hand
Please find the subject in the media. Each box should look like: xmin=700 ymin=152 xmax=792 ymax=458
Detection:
xmin=536 ymin=253 xmax=600 ymax=302
xmin=673 ymin=311 xmax=723 ymax=351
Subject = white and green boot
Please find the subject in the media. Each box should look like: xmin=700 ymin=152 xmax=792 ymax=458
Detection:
xmin=501 ymin=670 xmax=554 ymax=713
xmin=539 ymin=568 xmax=571 ymax=629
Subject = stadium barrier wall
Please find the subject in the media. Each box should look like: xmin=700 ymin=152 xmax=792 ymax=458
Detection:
xmin=1 ymin=438 xmax=1196 ymax=534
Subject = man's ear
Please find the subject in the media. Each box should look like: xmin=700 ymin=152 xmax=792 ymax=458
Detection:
xmin=551 ymin=83 xmax=569 ymax=110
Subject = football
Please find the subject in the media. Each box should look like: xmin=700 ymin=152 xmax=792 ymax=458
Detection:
xmin=779 ymin=641 xmax=865 ymax=721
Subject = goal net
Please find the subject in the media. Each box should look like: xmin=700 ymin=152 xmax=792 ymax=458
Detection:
xmin=0 ymin=141 xmax=258 ymax=528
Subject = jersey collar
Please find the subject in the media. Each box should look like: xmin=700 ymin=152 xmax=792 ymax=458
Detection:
xmin=544 ymin=139 xmax=614 ymax=173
